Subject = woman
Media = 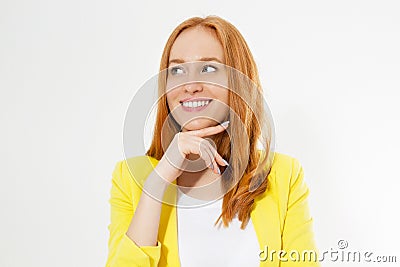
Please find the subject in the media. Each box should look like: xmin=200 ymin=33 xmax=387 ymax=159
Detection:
xmin=106 ymin=16 xmax=320 ymax=267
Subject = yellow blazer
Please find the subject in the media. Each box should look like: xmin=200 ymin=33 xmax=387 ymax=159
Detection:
xmin=106 ymin=152 xmax=320 ymax=266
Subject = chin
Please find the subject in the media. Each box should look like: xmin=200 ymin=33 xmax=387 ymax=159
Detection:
xmin=182 ymin=118 xmax=218 ymax=131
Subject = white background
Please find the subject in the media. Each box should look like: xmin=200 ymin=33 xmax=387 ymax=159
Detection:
xmin=1 ymin=0 xmax=399 ymax=266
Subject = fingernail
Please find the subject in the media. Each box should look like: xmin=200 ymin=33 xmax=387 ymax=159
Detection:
xmin=222 ymin=159 xmax=229 ymax=166
xmin=220 ymin=121 xmax=230 ymax=128
xmin=208 ymin=163 xmax=214 ymax=170
xmin=217 ymin=167 xmax=221 ymax=175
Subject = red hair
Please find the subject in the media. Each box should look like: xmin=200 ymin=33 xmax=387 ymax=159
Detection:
xmin=146 ymin=16 xmax=274 ymax=229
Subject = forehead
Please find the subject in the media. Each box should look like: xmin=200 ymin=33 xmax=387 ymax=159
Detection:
xmin=169 ymin=26 xmax=225 ymax=63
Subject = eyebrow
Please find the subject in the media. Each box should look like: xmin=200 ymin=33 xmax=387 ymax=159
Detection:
xmin=168 ymin=57 xmax=223 ymax=65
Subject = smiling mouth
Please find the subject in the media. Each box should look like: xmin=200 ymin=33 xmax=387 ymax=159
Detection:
xmin=180 ymin=99 xmax=212 ymax=112
xmin=181 ymin=99 xmax=211 ymax=108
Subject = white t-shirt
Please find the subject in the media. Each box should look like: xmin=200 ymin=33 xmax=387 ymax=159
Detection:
xmin=176 ymin=188 xmax=260 ymax=267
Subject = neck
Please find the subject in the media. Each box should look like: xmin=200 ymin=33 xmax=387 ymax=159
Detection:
xmin=177 ymin=155 xmax=225 ymax=201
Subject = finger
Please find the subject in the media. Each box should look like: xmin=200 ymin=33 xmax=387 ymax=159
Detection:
xmin=180 ymin=134 xmax=227 ymax=173
xmin=198 ymin=139 xmax=215 ymax=171
xmin=214 ymin=150 xmax=229 ymax=167
xmin=202 ymin=141 xmax=223 ymax=174
xmin=185 ymin=121 xmax=230 ymax=138
xmin=202 ymin=143 xmax=220 ymax=174
xmin=205 ymin=142 xmax=229 ymax=167
xmin=198 ymin=137 xmax=228 ymax=170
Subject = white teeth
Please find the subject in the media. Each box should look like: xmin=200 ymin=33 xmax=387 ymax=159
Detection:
xmin=182 ymin=100 xmax=210 ymax=108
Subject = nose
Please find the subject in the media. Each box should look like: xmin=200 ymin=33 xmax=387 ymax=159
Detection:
xmin=184 ymin=82 xmax=203 ymax=94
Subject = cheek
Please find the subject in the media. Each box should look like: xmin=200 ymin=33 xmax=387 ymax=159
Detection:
xmin=166 ymin=90 xmax=179 ymax=109
xmin=214 ymin=87 xmax=229 ymax=105
xmin=223 ymin=91 xmax=229 ymax=104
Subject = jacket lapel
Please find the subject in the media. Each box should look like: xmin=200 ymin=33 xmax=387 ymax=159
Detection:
xmin=250 ymin=186 xmax=281 ymax=267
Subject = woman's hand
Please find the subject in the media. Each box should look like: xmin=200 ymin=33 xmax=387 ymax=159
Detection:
xmin=155 ymin=121 xmax=230 ymax=183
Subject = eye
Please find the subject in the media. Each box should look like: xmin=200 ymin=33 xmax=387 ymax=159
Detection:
xmin=169 ymin=66 xmax=185 ymax=75
xmin=201 ymin=64 xmax=217 ymax=73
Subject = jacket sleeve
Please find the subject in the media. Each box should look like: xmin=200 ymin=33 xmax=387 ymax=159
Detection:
xmin=280 ymin=158 xmax=321 ymax=267
xmin=105 ymin=161 xmax=162 ymax=267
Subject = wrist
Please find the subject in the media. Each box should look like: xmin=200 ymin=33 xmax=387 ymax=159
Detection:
xmin=155 ymin=158 xmax=180 ymax=182
xmin=143 ymin=171 xmax=169 ymax=200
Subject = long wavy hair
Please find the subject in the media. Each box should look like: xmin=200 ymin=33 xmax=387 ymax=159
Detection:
xmin=146 ymin=16 xmax=274 ymax=229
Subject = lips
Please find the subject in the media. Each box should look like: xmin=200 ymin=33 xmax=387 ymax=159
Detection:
xmin=180 ymin=98 xmax=212 ymax=112
xmin=179 ymin=97 xmax=212 ymax=103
